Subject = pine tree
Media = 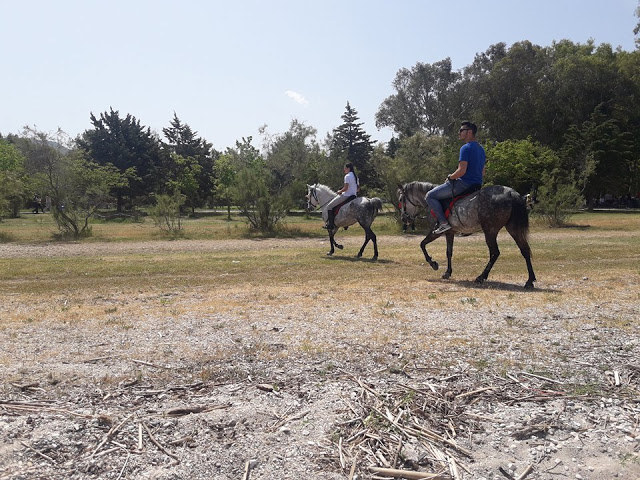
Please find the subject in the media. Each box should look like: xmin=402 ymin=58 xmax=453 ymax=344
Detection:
xmin=331 ymin=102 xmax=379 ymax=190
xmin=162 ymin=113 xmax=217 ymax=209
xmin=77 ymin=108 xmax=162 ymax=211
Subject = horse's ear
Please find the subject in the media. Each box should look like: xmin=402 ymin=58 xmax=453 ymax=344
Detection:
xmin=397 ymin=183 xmax=404 ymax=189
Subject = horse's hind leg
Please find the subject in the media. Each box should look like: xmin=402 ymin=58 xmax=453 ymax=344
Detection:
xmin=506 ymin=225 xmax=536 ymax=289
xmin=357 ymin=227 xmax=377 ymax=260
xmin=371 ymin=230 xmax=378 ymax=259
xmin=475 ymin=230 xmax=500 ymax=284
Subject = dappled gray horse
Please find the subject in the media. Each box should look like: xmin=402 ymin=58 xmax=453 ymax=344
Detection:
xmin=398 ymin=181 xmax=536 ymax=288
xmin=306 ymin=183 xmax=383 ymax=259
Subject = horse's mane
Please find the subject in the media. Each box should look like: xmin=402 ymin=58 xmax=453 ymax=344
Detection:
xmin=314 ymin=183 xmax=337 ymax=196
xmin=404 ymin=181 xmax=437 ymax=202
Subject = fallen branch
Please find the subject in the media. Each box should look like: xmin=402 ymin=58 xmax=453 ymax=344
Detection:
xmin=141 ymin=421 xmax=180 ymax=463
xmin=455 ymin=386 xmax=494 ymax=400
xmin=519 ymin=372 xmax=564 ymax=385
xmin=11 ymin=383 xmax=44 ymax=392
xmin=131 ymin=359 xmax=172 ymax=370
xmin=164 ymin=404 xmax=227 ymax=417
xmin=242 ymin=460 xmax=257 ymax=480
xmin=349 ymin=455 xmax=358 ymax=480
xmin=515 ymin=464 xmax=534 ymax=480
xmin=369 ymin=466 xmax=450 ymax=479
xmin=115 ymin=450 xmax=131 ymax=480
xmin=92 ymin=413 xmax=135 ymax=457
xmin=20 ymin=441 xmax=55 ymax=464
xmin=83 ymin=355 xmax=120 ymax=363
xmin=272 ymin=407 xmax=311 ymax=430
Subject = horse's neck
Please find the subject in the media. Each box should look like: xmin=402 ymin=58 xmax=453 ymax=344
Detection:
xmin=409 ymin=182 xmax=435 ymax=205
xmin=315 ymin=186 xmax=337 ymax=207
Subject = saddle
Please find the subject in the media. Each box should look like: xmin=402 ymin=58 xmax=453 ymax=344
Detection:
xmin=332 ymin=195 xmax=357 ymax=215
xmin=431 ymin=184 xmax=481 ymax=220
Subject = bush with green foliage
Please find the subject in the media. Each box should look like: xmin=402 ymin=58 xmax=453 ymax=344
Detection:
xmin=232 ymin=167 xmax=289 ymax=232
xmin=0 ymin=140 xmax=28 ymax=218
xmin=532 ymin=169 xmax=583 ymax=227
xmin=149 ymin=192 xmax=186 ymax=234
xmin=485 ymin=138 xmax=557 ymax=194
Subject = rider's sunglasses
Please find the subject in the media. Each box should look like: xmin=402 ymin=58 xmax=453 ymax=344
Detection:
xmin=459 ymin=128 xmax=471 ymax=133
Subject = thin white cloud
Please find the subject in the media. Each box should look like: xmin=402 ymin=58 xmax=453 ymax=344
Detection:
xmin=285 ymin=90 xmax=309 ymax=106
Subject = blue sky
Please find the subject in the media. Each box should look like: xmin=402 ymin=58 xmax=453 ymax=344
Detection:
xmin=1 ymin=0 xmax=637 ymax=152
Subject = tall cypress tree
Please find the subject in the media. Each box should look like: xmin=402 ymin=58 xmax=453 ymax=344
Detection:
xmin=162 ymin=113 xmax=217 ymax=208
xmin=331 ymin=102 xmax=378 ymax=190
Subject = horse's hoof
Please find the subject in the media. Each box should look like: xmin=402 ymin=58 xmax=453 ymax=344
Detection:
xmin=372 ymin=256 xmax=378 ymax=261
xmin=336 ymin=244 xmax=343 ymax=250
xmin=326 ymin=252 xmax=333 ymax=256
xmin=524 ymin=282 xmax=535 ymax=289
xmin=431 ymin=262 xmax=439 ymax=271
xmin=474 ymin=276 xmax=485 ymax=284
xmin=441 ymin=272 xmax=451 ymax=280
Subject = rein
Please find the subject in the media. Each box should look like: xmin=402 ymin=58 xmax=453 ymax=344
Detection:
xmin=400 ymin=186 xmax=423 ymax=220
xmin=308 ymin=187 xmax=334 ymax=212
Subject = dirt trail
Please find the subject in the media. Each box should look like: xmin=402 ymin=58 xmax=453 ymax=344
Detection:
xmin=1 ymin=236 xmax=639 ymax=479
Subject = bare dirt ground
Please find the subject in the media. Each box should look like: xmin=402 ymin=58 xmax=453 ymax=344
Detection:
xmin=1 ymin=236 xmax=639 ymax=480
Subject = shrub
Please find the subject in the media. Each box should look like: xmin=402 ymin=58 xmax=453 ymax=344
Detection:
xmin=149 ymin=192 xmax=186 ymax=234
xmin=533 ymin=170 xmax=583 ymax=227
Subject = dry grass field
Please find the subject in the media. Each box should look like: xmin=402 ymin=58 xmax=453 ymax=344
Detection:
xmin=0 ymin=210 xmax=639 ymax=479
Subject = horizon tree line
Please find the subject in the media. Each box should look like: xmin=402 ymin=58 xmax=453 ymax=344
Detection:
xmin=2 ymin=31 xmax=640 ymax=234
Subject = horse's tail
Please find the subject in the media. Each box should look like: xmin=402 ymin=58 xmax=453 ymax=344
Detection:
xmin=370 ymin=197 xmax=383 ymax=213
xmin=507 ymin=191 xmax=532 ymax=256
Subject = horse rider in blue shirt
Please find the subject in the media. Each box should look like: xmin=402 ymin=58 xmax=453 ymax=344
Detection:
xmin=426 ymin=121 xmax=486 ymax=234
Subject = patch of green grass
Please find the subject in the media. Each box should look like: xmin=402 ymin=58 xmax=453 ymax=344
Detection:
xmin=620 ymin=452 xmax=640 ymax=467
xmin=0 ymin=231 xmax=15 ymax=243
xmin=570 ymin=382 xmax=602 ymax=396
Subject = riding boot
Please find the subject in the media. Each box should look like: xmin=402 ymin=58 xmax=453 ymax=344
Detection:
xmin=324 ymin=209 xmax=336 ymax=230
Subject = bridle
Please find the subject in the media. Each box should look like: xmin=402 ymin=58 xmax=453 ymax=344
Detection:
xmin=399 ymin=186 xmax=422 ymax=223
xmin=306 ymin=185 xmax=333 ymax=212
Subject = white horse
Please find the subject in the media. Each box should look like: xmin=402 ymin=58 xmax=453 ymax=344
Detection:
xmin=306 ymin=183 xmax=383 ymax=259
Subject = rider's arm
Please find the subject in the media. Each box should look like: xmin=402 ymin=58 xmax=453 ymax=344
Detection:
xmin=448 ymin=161 xmax=467 ymax=180
xmin=336 ymin=182 xmax=349 ymax=195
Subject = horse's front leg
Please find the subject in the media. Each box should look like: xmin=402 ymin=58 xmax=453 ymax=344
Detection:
xmin=442 ymin=231 xmax=455 ymax=279
xmin=327 ymin=229 xmax=342 ymax=256
xmin=420 ymin=234 xmax=439 ymax=271
xmin=327 ymin=231 xmax=336 ymax=256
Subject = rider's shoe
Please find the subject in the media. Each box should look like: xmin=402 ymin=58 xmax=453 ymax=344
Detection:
xmin=433 ymin=221 xmax=451 ymax=234
xmin=323 ymin=223 xmax=335 ymax=230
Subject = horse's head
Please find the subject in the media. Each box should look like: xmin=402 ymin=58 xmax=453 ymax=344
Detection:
xmin=397 ymin=183 xmax=420 ymax=226
xmin=306 ymin=184 xmax=319 ymax=211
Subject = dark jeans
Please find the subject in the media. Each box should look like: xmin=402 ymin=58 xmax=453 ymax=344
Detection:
xmin=425 ymin=179 xmax=472 ymax=223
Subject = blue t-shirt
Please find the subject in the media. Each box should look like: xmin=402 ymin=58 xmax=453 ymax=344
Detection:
xmin=459 ymin=141 xmax=485 ymax=185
